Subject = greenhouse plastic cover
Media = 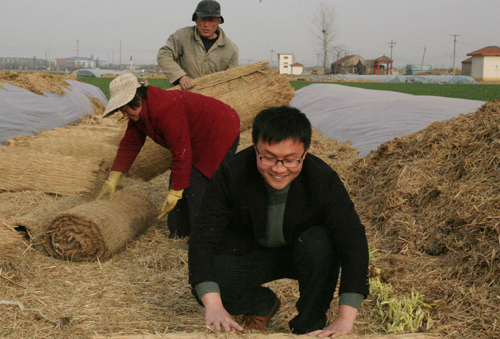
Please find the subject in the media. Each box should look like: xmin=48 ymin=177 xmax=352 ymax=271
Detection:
xmin=0 ymin=80 xmax=108 ymax=144
xmin=320 ymin=74 xmax=477 ymax=84
xmin=290 ymin=84 xmax=485 ymax=157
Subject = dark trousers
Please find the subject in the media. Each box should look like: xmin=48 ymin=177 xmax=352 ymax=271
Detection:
xmin=167 ymin=136 xmax=239 ymax=238
xmin=194 ymin=226 xmax=340 ymax=334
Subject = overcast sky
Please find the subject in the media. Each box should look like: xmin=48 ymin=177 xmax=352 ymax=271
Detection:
xmin=1 ymin=0 xmax=498 ymax=68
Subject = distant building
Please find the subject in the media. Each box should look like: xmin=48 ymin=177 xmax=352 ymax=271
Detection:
xmin=331 ymin=54 xmax=394 ymax=75
xmin=466 ymin=46 xmax=500 ymax=81
xmin=55 ymin=56 xmax=100 ymax=70
xmin=331 ymin=55 xmax=361 ymax=74
xmin=278 ymin=53 xmax=293 ymax=75
xmin=0 ymin=57 xmax=47 ymax=70
xmin=461 ymin=57 xmax=472 ymax=76
xmin=373 ymin=55 xmax=394 ymax=75
xmin=290 ymin=62 xmax=304 ymax=75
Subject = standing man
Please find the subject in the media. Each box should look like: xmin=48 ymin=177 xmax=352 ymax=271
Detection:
xmin=189 ymin=106 xmax=370 ymax=337
xmin=157 ymin=0 xmax=239 ymax=90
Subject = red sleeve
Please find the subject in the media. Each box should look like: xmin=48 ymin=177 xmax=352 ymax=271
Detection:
xmin=111 ymin=121 xmax=147 ymax=173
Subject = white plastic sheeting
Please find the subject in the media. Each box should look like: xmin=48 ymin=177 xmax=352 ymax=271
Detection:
xmin=291 ymin=84 xmax=485 ymax=157
xmin=312 ymin=74 xmax=477 ymax=84
xmin=0 ymin=80 xmax=108 ymax=144
xmin=385 ymin=75 xmax=477 ymax=84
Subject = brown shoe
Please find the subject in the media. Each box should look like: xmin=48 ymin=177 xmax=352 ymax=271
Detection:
xmin=243 ymin=297 xmax=281 ymax=331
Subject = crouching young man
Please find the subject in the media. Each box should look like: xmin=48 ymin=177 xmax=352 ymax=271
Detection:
xmin=188 ymin=106 xmax=369 ymax=337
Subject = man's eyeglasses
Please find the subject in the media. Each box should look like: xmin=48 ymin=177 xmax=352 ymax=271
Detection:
xmin=255 ymin=146 xmax=306 ymax=168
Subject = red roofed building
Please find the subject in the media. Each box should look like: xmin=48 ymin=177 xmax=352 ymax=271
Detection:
xmin=466 ymin=46 xmax=500 ymax=81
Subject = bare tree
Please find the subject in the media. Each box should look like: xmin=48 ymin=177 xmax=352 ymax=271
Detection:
xmin=332 ymin=44 xmax=352 ymax=62
xmin=310 ymin=1 xmax=338 ymax=74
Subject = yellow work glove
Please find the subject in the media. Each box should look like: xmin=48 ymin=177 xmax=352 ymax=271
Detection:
xmin=158 ymin=189 xmax=184 ymax=220
xmin=95 ymin=171 xmax=124 ymax=201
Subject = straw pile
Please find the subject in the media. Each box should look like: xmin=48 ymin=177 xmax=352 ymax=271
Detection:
xmin=5 ymin=128 xmax=172 ymax=181
xmin=350 ymin=100 xmax=500 ymax=338
xmin=89 ymin=96 xmax=106 ymax=115
xmin=43 ymin=188 xmax=158 ymax=261
xmin=0 ymin=146 xmax=108 ymax=196
xmin=0 ymin=71 xmax=71 ymax=95
xmin=4 ymin=71 xmax=498 ymax=339
xmin=0 ymin=222 xmax=22 ymax=263
xmin=92 ymin=333 xmax=437 ymax=339
xmin=169 ymin=61 xmax=295 ymax=131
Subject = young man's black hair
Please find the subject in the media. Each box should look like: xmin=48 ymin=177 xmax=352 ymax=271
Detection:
xmin=252 ymin=106 xmax=312 ymax=150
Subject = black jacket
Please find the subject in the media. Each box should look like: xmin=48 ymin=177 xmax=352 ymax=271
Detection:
xmin=188 ymin=146 xmax=369 ymax=296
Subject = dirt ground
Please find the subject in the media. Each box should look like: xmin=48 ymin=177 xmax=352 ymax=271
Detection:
xmin=1 ymin=75 xmax=498 ymax=339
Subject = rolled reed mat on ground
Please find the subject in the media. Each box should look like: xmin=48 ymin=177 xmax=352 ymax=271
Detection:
xmin=6 ymin=126 xmax=125 ymax=145
xmin=44 ymin=188 xmax=158 ymax=261
xmin=0 ymin=222 xmax=22 ymax=262
xmin=91 ymin=332 xmax=439 ymax=339
xmin=12 ymin=196 xmax=86 ymax=250
xmin=169 ymin=61 xmax=295 ymax=132
xmin=0 ymin=146 xmax=108 ymax=196
xmin=6 ymin=128 xmax=171 ymax=181
xmin=6 ymin=131 xmax=120 ymax=160
xmin=128 ymin=138 xmax=172 ymax=180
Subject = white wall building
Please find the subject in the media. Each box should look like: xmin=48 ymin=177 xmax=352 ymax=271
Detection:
xmin=290 ymin=62 xmax=304 ymax=75
xmin=467 ymin=46 xmax=500 ymax=81
xmin=278 ymin=53 xmax=293 ymax=75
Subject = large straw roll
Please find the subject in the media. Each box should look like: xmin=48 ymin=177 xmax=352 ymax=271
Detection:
xmin=0 ymin=146 xmax=108 ymax=196
xmin=0 ymin=222 xmax=22 ymax=262
xmin=127 ymin=138 xmax=172 ymax=180
xmin=169 ymin=61 xmax=295 ymax=132
xmin=12 ymin=196 xmax=86 ymax=250
xmin=44 ymin=188 xmax=158 ymax=261
xmin=6 ymin=128 xmax=171 ymax=182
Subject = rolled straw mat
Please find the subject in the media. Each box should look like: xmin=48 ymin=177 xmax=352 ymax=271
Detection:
xmin=44 ymin=188 xmax=158 ymax=261
xmin=6 ymin=127 xmax=172 ymax=181
xmin=91 ymin=332 xmax=439 ymax=339
xmin=169 ymin=61 xmax=295 ymax=132
xmin=0 ymin=222 xmax=22 ymax=262
xmin=12 ymin=196 xmax=86 ymax=250
xmin=0 ymin=146 xmax=108 ymax=196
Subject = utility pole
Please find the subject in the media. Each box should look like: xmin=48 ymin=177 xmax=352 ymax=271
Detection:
xmin=387 ymin=39 xmax=397 ymax=60
xmin=420 ymin=47 xmax=426 ymax=74
xmin=76 ymin=39 xmax=79 ymax=69
xmin=450 ymin=34 xmax=460 ymax=75
xmin=270 ymin=49 xmax=274 ymax=69
xmin=119 ymin=40 xmax=122 ymax=70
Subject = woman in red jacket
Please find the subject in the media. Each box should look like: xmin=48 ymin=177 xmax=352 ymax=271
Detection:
xmin=97 ymin=73 xmax=240 ymax=238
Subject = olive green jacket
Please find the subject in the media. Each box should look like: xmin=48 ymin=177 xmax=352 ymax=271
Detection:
xmin=157 ymin=26 xmax=239 ymax=84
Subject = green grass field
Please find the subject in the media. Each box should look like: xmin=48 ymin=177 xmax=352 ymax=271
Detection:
xmin=79 ymin=77 xmax=500 ymax=101
xmin=290 ymin=81 xmax=500 ymax=101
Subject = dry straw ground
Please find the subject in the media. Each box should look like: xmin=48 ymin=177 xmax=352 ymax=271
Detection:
xmin=1 ymin=72 xmax=499 ymax=339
